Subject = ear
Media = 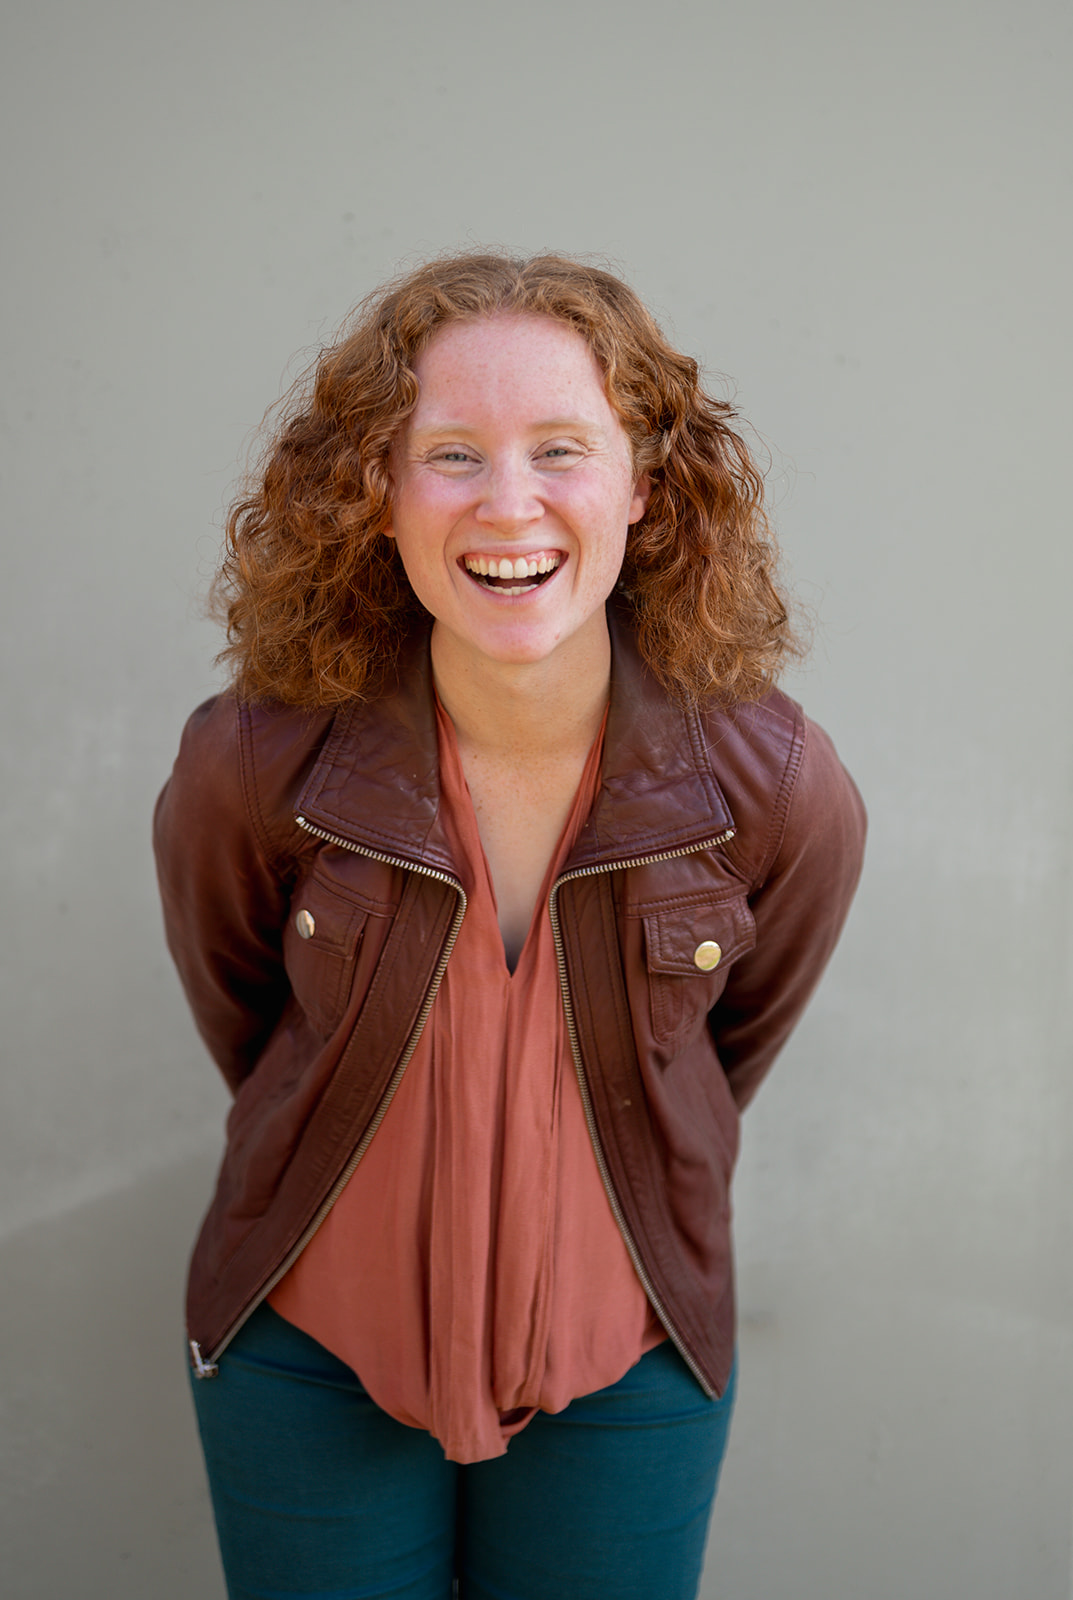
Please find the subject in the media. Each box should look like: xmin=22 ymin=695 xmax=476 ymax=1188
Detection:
xmin=627 ymin=473 xmax=651 ymax=525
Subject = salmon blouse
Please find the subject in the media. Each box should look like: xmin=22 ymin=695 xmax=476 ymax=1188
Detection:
xmin=269 ymin=697 xmax=663 ymax=1462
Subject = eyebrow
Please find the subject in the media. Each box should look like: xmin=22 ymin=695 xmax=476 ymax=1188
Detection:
xmin=408 ymin=416 xmax=605 ymax=441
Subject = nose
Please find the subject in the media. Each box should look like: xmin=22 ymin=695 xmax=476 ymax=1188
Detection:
xmin=474 ymin=457 xmax=542 ymax=534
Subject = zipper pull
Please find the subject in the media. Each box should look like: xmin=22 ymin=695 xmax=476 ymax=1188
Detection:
xmin=189 ymin=1340 xmax=219 ymax=1379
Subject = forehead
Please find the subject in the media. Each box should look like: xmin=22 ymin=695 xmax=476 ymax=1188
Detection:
xmin=411 ymin=313 xmax=615 ymax=423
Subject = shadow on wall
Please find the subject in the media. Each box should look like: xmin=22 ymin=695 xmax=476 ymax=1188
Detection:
xmin=0 ymin=1153 xmax=226 ymax=1600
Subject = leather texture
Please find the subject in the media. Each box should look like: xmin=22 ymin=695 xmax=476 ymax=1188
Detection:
xmin=154 ymin=609 xmax=866 ymax=1393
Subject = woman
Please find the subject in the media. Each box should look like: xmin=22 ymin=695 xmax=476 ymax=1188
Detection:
xmin=154 ymin=252 xmax=866 ymax=1600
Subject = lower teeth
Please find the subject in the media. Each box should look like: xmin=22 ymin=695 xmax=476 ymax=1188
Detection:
xmin=480 ymin=572 xmax=549 ymax=589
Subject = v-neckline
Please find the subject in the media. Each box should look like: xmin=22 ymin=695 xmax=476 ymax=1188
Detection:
xmin=432 ymin=694 xmax=608 ymax=979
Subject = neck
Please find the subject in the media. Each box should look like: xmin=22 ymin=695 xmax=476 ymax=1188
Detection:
xmin=430 ymin=621 xmax=611 ymax=763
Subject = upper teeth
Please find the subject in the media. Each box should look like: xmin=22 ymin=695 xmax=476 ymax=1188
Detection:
xmin=464 ymin=554 xmax=561 ymax=579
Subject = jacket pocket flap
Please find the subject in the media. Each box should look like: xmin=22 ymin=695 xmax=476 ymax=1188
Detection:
xmin=284 ymin=875 xmax=370 ymax=955
xmin=282 ymin=875 xmax=373 ymax=1036
xmin=643 ymin=897 xmax=756 ymax=977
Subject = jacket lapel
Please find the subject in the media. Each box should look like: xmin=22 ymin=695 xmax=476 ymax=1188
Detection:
xmin=567 ymin=608 xmax=735 ymax=870
xmin=294 ymin=628 xmax=458 ymax=875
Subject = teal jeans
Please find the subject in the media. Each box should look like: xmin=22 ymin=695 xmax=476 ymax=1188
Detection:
xmin=191 ymin=1302 xmax=735 ymax=1600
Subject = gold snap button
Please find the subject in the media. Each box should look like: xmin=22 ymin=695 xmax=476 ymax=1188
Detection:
xmin=693 ymin=940 xmax=722 ymax=971
xmin=295 ymin=909 xmax=316 ymax=940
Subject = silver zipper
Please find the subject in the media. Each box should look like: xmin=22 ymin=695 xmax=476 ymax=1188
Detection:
xmin=192 ymin=818 xmax=466 ymax=1376
xmin=547 ymin=828 xmax=736 ymax=1398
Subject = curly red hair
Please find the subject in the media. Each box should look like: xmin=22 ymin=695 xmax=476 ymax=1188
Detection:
xmin=213 ymin=252 xmax=800 ymax=705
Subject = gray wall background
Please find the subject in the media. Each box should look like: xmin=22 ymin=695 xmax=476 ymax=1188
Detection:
xmin=2 ymin=0 xmax=1070 ymax=1595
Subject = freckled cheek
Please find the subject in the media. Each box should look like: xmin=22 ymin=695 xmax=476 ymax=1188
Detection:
xmin=390 ymin=491 xmax=466 ymax=553
xmin=417 ymin=482 xmax=474 ymax=522
xmin=561 ymin=487 xmax=633 ymax=541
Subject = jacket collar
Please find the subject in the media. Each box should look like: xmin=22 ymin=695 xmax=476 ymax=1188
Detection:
xmin=295 ymin=604 xmax=734 ymax=876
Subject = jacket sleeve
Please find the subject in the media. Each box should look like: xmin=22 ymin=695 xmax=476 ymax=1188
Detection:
xmin=711 ymin=715 xmax=867 ymax=1110
xmin=153 ymin=695 xmax=295 ymax=1094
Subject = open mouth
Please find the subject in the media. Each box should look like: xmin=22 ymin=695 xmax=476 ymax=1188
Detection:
xmin=462 ymin=551 xmax=563 ymax=596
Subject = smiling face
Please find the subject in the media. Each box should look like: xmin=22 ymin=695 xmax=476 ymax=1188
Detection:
xmin=386 ymin=313 xmax=649 ymax=683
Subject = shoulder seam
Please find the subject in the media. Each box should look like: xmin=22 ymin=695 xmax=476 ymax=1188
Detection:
xmin=236 ymin=700 xmax=286 ymax=880
xmin=753 ymin=703 xmax=808 ymax=888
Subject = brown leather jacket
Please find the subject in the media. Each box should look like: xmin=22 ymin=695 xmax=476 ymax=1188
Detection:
xmin=154 ymin=611 xmax=866 ymax=1395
